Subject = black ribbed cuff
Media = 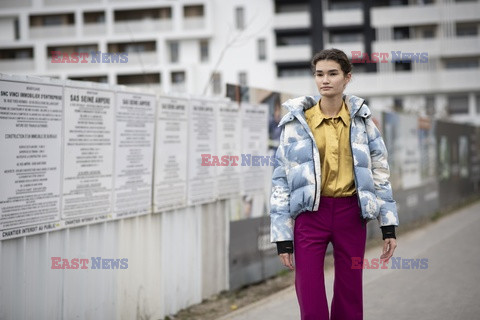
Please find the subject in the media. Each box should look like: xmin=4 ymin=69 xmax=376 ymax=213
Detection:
xmin=381 ymin=225 xmax=396 ymax=240
xmin=276 ymin=241 xmax=294 ymax=255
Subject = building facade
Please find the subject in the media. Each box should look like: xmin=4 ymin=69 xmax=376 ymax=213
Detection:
xmin=272 ymin=0 xmax=480 ymax=125
xmin=0 ymin=0 xmax=276 ymax=96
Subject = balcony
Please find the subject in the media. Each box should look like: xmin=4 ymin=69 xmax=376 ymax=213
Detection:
xmin=349 ymin=68 xmax=480 ymax=96
xmin=170 ymin=83 xmax=186 ymax=93
xmin=275 ymin=44 xmax=311 ymax=63
xmin=323 ymin=9 xmax=363 ymax=27
xmin=273 ymin=12 xmax=310 ymax=30
xmin=114 ymin=19 xmax=172 ymax=34
xmin=371 ymin=2 xmax=480 ymax=27
xmin=0 ymin=0 xmax=29 ymax=8
xmin=373 ymin=36 xmax=480 ymax=59
xmin=29 ymin=25 xmax=75 ymax=39
xmin=276 ymin=67 xmax=480 ymax=99
xmin=183 ymin=17 xmax=205 ymax=30
xmin=44 ymin=0 xmax=96 ymax=5
xmin=46 ymin=58 xmax=96 ymax=71
xmin=0 ymin=59 xmax=34 ymax=72
xmin=83 ymin=23 xmax=106 ymax=36
xmin=120 ymin=51 xmax=157 ymax=66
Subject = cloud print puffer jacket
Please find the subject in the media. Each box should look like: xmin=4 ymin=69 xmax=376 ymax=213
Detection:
xmin=270 ymin=94 xmax=399 ymax=243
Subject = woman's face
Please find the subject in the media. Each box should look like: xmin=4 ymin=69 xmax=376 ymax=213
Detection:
xmin=314 ymin=59 xmax=351 ymax=98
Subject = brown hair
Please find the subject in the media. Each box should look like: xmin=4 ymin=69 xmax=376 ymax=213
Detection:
xmin=311 ymin=48 xmax=352 ymax=76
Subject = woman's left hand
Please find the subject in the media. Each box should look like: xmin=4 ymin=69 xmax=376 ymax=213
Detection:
xmin=380 ymin=238 xmax=397 ymax=262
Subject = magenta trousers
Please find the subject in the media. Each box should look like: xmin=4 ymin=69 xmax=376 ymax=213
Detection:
xmin=294 ymin=195 xmax=367 ymax=320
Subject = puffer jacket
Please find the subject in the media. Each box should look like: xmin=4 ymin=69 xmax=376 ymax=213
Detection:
xmin=270 ymin=94 xmax=399 ymax=243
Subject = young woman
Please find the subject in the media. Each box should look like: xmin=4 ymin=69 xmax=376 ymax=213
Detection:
xmin=270 ymin=48 xmax=399 ymax=320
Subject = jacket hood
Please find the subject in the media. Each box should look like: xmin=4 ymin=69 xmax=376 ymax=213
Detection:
xmin=278 ymin=94 xmax=370 ymax=127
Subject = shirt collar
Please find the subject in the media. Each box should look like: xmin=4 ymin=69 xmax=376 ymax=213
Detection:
xmin=307 ymin=100 xmax=349 ymax=128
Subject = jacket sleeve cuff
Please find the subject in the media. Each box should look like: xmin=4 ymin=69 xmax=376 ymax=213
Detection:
xmin=381 ymin=225 xmax=396 ymax=240
xmin=276 ymin=241 xmax=294 ymax=255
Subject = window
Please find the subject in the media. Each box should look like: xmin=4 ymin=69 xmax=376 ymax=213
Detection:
xmin=184 ymin=5 xmax=204 ymax=18
xmin=84 ymin=11 xmax=105 ymax=24
xmin=30 ymin=14 xmax=74 ymax=27
xmin=422 ymin=28 xmax=435 ymax=38
xmin=329 ymin=1 xmax=363 ymax=10
xmin=238 ymin=72 xmax=247 ymax=86
xmin=117 ymin=73 xmax=161 ymax=85
xmin=69 ymin=75 xmax=108 ymax=83
xmin=390 ymin=0 xmax=408 ymax=5
xmin=425 ymin=96 xmax=435 ymax=116
xmin=476 ymin=94 xmax=480 ymax=114
xmin=393 ymin=98 xmax=404 ymax=112
xmin=235 ymin=7 xmax=245 ymax=30
xmin=447 ymin=95 xmax=469 ymax=115
xmin=171 ymin=71 xmax=185 ymax=84
xmin=276 ymin=31 xmax=311 ymax=46
xmin=212 ymin=72 xmax=222 ymax=94
xmin=14 ymin=18 xmax=19 ymax=40
xmin=329 ymin=32 xmax=363 ymax=43
xmin=444 ymin=57 xmax=479 ymax=69
xmin=169 ymin=41 xmax=179 ymax=63
xmin=258 ymin=38 xmax=266 ymax=61
xmin=171 ymin=71 xmax=186 ymax=92
xmin=47 ymin=44 xmax=97 ymax=57
xmin=108 ymin=41 xmax=155 ymax=53
xmin=394 ymin=61 xmax=411 ymax=71
xmin=0 ymin=48 xmax=33 ymax=60
xmin=275 ymin=2 xmax=308 ymax=13
xmin=200 ymin=40 xmax=209 ymax=62
xmin=416 ymin=25 xmax=436 ymax=38
xmin=456 ymin=23 xmax=478 ymax=37
xmin=393 ymin=26 xmax=410 ymax=40
xmin=114 ymin=8 xmax=171 ymax=21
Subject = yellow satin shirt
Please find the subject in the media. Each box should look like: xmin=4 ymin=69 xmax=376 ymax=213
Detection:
xmin=304 ymin=100 xmax=356 ymax=197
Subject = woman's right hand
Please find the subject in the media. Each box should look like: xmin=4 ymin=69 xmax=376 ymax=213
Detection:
xmin=279 ymin=253 xmax=295 ymax=270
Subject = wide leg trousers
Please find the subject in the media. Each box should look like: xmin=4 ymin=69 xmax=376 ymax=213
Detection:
xmin=294 ymin=195 xmax=367 ymax=320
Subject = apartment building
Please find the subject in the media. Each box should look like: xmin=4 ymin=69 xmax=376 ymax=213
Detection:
xmin=272 ymin=0 xmax=480 ymax=125
xmin=0 ymin=0 xmax=275 ymax=96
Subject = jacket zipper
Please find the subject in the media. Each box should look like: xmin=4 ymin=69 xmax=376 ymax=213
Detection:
xmin=350 ymin=102 xmax=364 ymax=209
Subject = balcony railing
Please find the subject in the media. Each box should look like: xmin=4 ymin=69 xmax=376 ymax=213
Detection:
xmin=350 ymin=68 xmax=480 ymax=96
xmin=373 ymin=37 xmax=480 ymax=58
xmin=276 ymin=68 xmax=480 ymax=98
xmin=44 ymin=0 xmax=96 ymax=5
xmin=114 ymin=19 xmax=173 ymax=34
xmin=275 ymin=44 xmax=311 ymax=62
xmin=323 ymin=9 xmax=363 ymax=27
xmin=119 ymin=51 xmax=158 ymax=66
xmin=273 ymin=12 xmax=310 ymax=29
xmin=29 ymin=25 xmax=75 ymax=39
xmin=83 ymin=23 xmax=106 ymax=36
xmin=371 ymin=2 xmax=480 ymax=27
xmin=183 ymin=17 xmax=205 ymax=30
xmin=0 ymin=59 xmax=35 ymax=72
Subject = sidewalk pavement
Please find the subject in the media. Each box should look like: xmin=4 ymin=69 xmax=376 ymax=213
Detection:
xmin=218 ymin=200 xmax=480 ymax=320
